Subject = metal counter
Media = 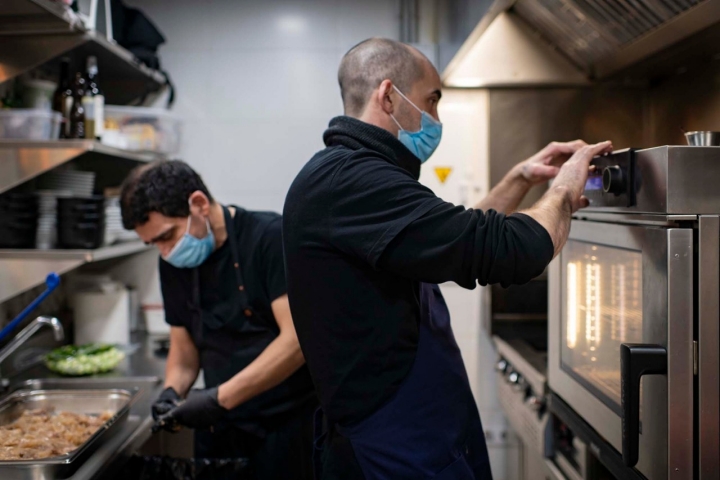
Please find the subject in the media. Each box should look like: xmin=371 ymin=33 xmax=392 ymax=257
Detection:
xmin=5 ymin=332 xmax=167 ymax=480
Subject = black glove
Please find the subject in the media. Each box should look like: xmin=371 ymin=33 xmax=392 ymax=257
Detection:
xmin=151 ymin=387 xmax=181 ymax=421
xmin=156 ymin=386 xmax=227 ymax=430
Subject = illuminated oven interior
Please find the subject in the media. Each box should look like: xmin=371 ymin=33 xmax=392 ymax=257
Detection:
xmin=562 ymin=241 xmax=643 ymax=410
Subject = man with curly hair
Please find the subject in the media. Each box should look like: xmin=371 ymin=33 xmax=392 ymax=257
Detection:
xmin=120 ymin=160 xmax=316 ymax=480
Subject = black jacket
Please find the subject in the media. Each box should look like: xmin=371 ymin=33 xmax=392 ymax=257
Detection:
xmin=283 ymin=116 xmax=553 ymax=426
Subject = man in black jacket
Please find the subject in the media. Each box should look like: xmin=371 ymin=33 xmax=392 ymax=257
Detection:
xmin=283 ymin=38 xmax=612 ymax=479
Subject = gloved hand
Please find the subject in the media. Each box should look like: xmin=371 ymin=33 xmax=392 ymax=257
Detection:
xmin=151 ymin=387 xmax=181 ymax=421
xmin=156 ymin=386 xmax=227 ymax=430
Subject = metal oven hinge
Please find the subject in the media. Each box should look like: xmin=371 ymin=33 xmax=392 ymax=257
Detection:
xmin=694 ymin=341 xmax=699 ymax=376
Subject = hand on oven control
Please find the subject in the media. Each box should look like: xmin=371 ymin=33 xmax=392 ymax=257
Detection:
xmin=552 ymin=141 xmax=614 ymax=212
xmin=517 ymin=140 xmax=589 ymax=185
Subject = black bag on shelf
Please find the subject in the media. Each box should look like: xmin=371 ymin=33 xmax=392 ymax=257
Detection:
xmin=117 ymin=455 xmax=251 ymax=480
xmin=110 ymin=0 xmax=175 ymax=107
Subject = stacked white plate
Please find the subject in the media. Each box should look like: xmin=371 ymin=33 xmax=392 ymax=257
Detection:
xmin=36 ymin=170 xmax=95 ymax=197
xmin=36 ymin=190 xmax=71 ymax=249
xmin=104 ymin=197 xmax=139 ymax=245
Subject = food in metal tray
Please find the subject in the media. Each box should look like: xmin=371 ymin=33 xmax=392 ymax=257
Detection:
xmin=45 ymin=343 xmax=125 ymax=376
xmin=0 ymin=408 xmax=113 ymax=460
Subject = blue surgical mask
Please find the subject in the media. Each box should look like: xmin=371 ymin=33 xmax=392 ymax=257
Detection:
xmin=163 ymin=214 xmax=215 ymax=269
xmin=390 ymin=86 xmax=442 ymax=163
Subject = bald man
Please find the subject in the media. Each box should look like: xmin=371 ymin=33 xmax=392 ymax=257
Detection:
xmin=283 ymin=38 xmax=612 ymax=479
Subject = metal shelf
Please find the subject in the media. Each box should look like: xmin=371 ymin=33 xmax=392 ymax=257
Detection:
xmin=0 ymin=241 xmax=149 ymax=262
xmin=0 ymin=241 xmax=151 ymax=304
xmin=0 ymin=140 xmax=165 ymax=195
xmin=0 ymin=0 xmax=80 ymax=35
xmin=0 ymin=0 xmax=167 ymax=104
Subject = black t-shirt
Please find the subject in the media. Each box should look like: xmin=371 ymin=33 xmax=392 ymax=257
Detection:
xmin=160 ymin=207 xmax=315 ymax=432
xmin=283 ymin=116 xmax=554 ymax=426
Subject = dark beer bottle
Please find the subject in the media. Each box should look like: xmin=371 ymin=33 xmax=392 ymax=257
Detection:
xmin=69 ymin=72 xmax=86 ymax=139
xmin=52 ymin=58 xmax=73 ymax=138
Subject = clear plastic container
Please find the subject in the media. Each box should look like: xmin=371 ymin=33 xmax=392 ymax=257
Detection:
xmin=0 ymin=109 xmax=61 ymax=140
xmin=103 ymin=105 xmax=183 ymax=154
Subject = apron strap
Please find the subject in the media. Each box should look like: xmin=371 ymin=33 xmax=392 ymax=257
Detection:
xmin=223 ymin=206 xmax=251 ymax=308
xmin=190 ymin=206 xmax=253 ymax=336
xmin=312 ymin=407 xmax=328 ymax=480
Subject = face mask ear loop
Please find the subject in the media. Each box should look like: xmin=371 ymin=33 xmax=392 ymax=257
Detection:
xmin=205 ymin=218 xmax=212 ymax=240
xmin=392 ymin=85 xmax=423 ymax=114
xmin=390 ymin=113 xmax=404 ymax=132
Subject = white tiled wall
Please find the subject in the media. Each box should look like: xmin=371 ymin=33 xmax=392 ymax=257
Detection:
xmin=126 ymin=0 xmax=401 ymax=212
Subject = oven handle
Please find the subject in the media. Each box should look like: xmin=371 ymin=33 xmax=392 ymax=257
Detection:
xmin=620 ymin=343 xmax=667 ymax=468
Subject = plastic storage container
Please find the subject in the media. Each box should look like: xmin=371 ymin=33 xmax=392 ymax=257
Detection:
xmin=103 ymin=106 xmax=182 ymax=154
xmin=0 ymin=109 xmax=61 ymax=140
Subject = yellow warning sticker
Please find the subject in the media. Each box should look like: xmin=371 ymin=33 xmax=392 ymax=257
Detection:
xmin=434 ymin=166 xmax=453 ymax=184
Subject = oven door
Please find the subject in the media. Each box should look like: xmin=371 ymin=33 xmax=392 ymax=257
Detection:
xmin=548 ymin=220 xmax=694 ymax=480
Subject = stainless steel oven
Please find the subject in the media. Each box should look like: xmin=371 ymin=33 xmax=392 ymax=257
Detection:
xmin=548 ymin=146 xmax=720 ymax=480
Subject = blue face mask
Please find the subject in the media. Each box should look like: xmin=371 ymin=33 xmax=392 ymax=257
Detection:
xmin=163 ymin=214 xmax=215 ymax=269
xmin=390 ymin=86 xmax=442 ymax=163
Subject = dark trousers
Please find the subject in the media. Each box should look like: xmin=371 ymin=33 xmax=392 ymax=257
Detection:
xmin=195 ymin=403 xmax=315 ymax=480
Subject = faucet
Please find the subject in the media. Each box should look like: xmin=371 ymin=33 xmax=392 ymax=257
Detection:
xmin=0 ymin=316 xmax=65 ymax=366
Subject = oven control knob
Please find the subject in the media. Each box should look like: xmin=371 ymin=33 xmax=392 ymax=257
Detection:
xmin=602 ymin=166 xmax=626 ymax=196
xmin=496 ymin=359 xmax=509 ymax=373
xmin=526 ymin=396 xmax=545 ymax=412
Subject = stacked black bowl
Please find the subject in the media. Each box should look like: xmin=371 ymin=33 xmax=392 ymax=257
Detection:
xmin=0 ymin=193 xmax=39 ymax=248
xmin=57 ymin=196 xmax=106 ymax=249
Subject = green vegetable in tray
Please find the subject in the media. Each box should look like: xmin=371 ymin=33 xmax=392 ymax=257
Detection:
xmin=45 ymin=343 xmax=125 ymax=376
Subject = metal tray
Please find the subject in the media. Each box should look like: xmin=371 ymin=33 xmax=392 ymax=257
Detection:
xmin=0 ymin=388 xmax=134 ymax=480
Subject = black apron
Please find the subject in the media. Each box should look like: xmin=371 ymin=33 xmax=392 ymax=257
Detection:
xmin=187 ymin=206 xmax=287 ymax=437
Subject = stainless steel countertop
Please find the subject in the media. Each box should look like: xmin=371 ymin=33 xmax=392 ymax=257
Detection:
xmin=7 ymin=332 xmax=168 ymax=480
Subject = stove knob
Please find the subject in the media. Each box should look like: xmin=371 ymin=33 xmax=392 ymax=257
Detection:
xmin=496 ymin=359 xmax=509 ymax=373
xmin=508 ymin=372 xmax=524 ymax=390
xmin=602 ymin=166 xmax=626 ymax=196
xmin=526 ymin=395 xmax=545 ymax=412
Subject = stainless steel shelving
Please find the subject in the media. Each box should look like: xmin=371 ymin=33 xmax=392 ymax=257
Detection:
xmin=0 ymin=0 xmax=79 ymax=35
xmin=0 ymin=140 xmax=164 ymax=195
xmin=0 ymin=139 xmax=161 ymax=302
xmin=0 ymin=241 xmax=149 ymax=262
xmin=0 ymin=242 xmax=151 ymax=304
xmin=0 ymin=0 xmax=166 ymax=104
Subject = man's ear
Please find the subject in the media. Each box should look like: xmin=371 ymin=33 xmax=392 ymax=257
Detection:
xmin=188 ymin=190 xmax=211 ymax=216
xmin=377 ymin=79 xmax=396 ymax=115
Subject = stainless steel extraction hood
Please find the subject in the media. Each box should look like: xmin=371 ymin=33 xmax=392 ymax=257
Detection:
xmin=443 ymin=0 xmax=720 ymax=85
xmin=442 ymin=10 xmax=588 ymax=87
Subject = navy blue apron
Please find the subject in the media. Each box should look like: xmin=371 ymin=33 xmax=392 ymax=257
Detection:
xmin=189 ymin=206 xmax=280 ymax=437
xmin=314 ymin=283 xmax=493 ymax=479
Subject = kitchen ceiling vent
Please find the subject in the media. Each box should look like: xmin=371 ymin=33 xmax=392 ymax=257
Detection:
xmin=513 ymin=0 xmax=707 ymax=71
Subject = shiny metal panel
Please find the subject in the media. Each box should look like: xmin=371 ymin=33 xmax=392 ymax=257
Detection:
xmin=549 ymin=220 xmax=688 ymax=480
xmin=573 ymin=211 xmax=691 ymax=226
xmin=585 ymin=146 xmax=720 ymax=214
xmin=666 ymin=229 xmax=694 ymax=479
xmin=698 ymin=216 xmax=719 ymax=480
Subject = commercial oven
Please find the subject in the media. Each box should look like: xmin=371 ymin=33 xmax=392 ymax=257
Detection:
xmin=548 ymin=146 xmax=720 ymax=479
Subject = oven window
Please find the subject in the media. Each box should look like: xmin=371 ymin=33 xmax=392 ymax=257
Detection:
xmin=561 ymin=240 xmax=643 ymax=414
